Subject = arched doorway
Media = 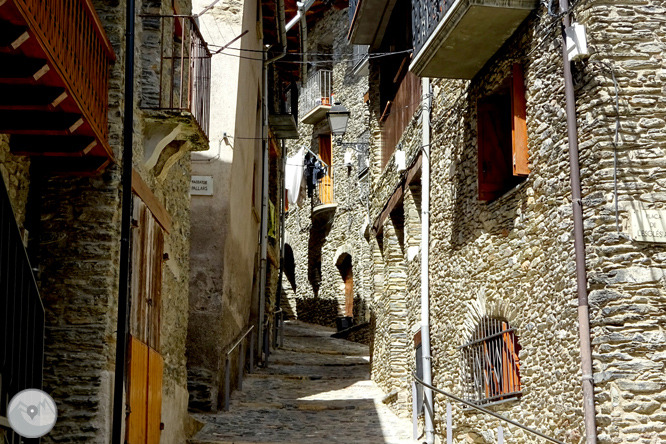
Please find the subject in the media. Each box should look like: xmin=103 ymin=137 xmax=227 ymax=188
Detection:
xmin=336 ymin=253 xmax=353 ymax=318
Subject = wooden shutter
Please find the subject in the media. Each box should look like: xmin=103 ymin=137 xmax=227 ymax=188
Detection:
xmin=501 ymin=322 xmax=521 ymax=395
xmin=511 ymin=63 xmax=529 ymax=176
xmin=128 ymin=338 xmax=149 ymax=444
xmin=477 ymin=96 xmax=512 ymax=201
xmin=128 ymin=336 xmax=164 ymax=444
xmin=147 ymin=349 xmax=164 ymax=444
xmin=319 ymin=135 xmax=332 ymax=166
xmin=131 ymin=196 xmax=164 ymax=352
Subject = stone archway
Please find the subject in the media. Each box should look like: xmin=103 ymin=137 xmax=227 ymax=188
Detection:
xmin=335 ymin=253 xmax=354 ymax=318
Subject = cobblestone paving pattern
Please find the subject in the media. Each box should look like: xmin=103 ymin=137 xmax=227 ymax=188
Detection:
xmin=191 ymin=321 xmax=416 ymax=444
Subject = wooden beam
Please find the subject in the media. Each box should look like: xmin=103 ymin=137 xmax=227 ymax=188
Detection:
xmin=131 ymin=169 xmax=172 ymax=234
xmin=372 ymin=152 xmax=422 ymax=234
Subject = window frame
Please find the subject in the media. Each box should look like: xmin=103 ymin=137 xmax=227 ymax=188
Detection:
xmin=477 ymin=63 xmax=529 ymax=202
xmin=460 ymin=317 xmax=522 ymax=406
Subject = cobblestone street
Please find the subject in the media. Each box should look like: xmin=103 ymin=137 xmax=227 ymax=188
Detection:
xmin=191 ymin=321 xmax=415 ymax=444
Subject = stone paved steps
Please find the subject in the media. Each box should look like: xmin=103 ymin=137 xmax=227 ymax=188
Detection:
xmin=191 ymin=320 xmax=415 ymax=444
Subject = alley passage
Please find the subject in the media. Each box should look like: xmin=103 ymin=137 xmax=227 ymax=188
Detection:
xmin=192 ymin=321 xmax=415 ymax=444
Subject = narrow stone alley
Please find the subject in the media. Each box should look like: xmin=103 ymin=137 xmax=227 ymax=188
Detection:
xmin=191 ymin=321 xmax=415 ymax=444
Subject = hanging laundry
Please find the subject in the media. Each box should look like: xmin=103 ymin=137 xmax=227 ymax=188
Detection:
xmin=304 ymin=153 xmax=316 ymax=198
xmin=285 ymin=148 xmax=305 ymax=206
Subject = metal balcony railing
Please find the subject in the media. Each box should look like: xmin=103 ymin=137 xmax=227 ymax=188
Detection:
xmin=0 ymin=178 xmax=44 ymax=444
xmin=412 ymin=0 xmax=455 ymax=57
xmin=352 ymin=45 xmax=369 ymax=71
xmin=140 ymin=15 xmax=212 ymax=139
xmin=302 ymin=70 xmax=332 ymax=116
xmin=11 ymin=0 xmax=115 ymax=144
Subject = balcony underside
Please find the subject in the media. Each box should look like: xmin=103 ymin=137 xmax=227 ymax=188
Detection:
xmin=348 ymin=0 xmax=398 ymax=46
xmin=312 ymin=203 xmax=337 ymax=224
xmin=0 ymin=0 xmax=114 ymax=175
xmin=410 ymin=0 xmax=536 ymax=79
xmin=269 ymin=114 xmax=299 ymax=139
xmin=301 ymin=104 xmax=331 ymax=125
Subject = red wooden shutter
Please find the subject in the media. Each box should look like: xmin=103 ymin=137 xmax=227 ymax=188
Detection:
xmin=512 ymin=63 xmax=529 ymax=176
xmin=477 ymin=96 xmax=512 ymax=201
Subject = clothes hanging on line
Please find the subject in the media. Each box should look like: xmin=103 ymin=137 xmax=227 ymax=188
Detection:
xmin=285 ymin=147 xmax=306 ymax=206
xmin=304 ymin=153 xmax=327 ymax=198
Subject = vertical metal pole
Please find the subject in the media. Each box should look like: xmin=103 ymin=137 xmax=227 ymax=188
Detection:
xmin=420 ymin=77 xmax=435 ymax=444
xmin=238 ymin=340 xmax=245 ymax=391
xmin=249 ymin=331 xmax=255 ymax=373
xmin=224 ymin=356 xmax=230 ymax=411
xmin=446 ymin=402 xmax=452 ymax=444
xmin=263 ymin=326 xmax=270 ymax=367
xmin=559 ymin=2 xmax=597 ymax=443
xmin=112 ymin=0 xmax=135 ymax=441
xmin=412 ymin=382 xmax=419 ymax=440
xmin=279 ymin=311 xmax=284 ymax=348
xmin=497 ymin=425 xmax=504 ymax=444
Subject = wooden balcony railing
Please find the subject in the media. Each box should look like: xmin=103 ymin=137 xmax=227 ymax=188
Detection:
xmin=381 ymin=71 xmax=422 ymax=169
xmin=13 ymin=0 xmax=115 ymax=145
xmin=312 ymin=173 xmax=334 ymax=210
xmin=140 ymin=15 xmax=212 ymax=139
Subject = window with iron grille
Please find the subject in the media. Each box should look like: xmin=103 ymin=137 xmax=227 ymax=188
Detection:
xmin=460 ymin=317 xmax=521 ymax=406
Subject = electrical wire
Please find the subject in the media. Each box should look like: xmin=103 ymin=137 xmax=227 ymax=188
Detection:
xmin=209 ymin=47 xmax=413 ymax=64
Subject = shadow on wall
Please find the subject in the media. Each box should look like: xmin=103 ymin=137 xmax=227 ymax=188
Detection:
xmin=307 ymin=219 xmax=333 ymax=297
xmin=296 ymin=297 xmax=340 ymax=328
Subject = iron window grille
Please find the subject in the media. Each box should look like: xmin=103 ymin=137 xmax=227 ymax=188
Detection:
xmin=460 ymin=317 xmax=521 ymax=406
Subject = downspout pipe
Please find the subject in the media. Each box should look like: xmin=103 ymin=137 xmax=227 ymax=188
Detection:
xmin=112 ymin=0 xmax=135 ymax=441
xmin=559 ymin=1 xmax=597 ymax=443
xmin=274 ymin=140 xmax=287 ymax=337
xmin=420 ymin=77 xmax=434 ymax=444
xmin=259 ymin=0 xmax=287 ymax=361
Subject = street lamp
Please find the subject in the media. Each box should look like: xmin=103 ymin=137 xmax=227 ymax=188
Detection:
xmin=326 ymin=102 xmax=368 ymax=153
xmin=327 ymin=102 xmax=350 ymax=138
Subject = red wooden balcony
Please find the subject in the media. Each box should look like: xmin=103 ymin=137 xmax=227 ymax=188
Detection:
xmin=0 ymin=0 xmax=115 ymax=174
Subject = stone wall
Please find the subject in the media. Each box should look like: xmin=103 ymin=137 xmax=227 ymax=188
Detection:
xmin=0 ymin=135 xmax=30 ymax=232
xmin=29 ymin=0 xmax=201 ymax=442
xmin=283 ymin=8 xmax=374 ymax=332
xmin=361 ymin=1 xmax=666 ymax=443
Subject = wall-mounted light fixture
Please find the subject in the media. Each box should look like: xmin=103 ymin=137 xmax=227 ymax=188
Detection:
xmin=326 ymin=102 xmax=369 ymax=152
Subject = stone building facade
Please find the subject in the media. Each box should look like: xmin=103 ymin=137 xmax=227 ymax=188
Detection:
xmin=0 ymin=0 xmax=208 ymax=442
xmin=352 ymin=0 xmax=666 ymax=442
xmin=283 ymin=8 xmax=374 ymax=331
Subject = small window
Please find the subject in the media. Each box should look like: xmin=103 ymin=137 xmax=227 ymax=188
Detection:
xmin=460 ymin=317 xmax=521 ymax=406
xmin=477 ymin=64 xmax=529 ymax=202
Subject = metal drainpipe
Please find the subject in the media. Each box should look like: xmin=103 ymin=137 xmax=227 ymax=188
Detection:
xmin=112 ymin=0 xmax=135 ymax=440
xmin=420 ymin=77 xmax=434 ymax=444
xmin=259 ymin=0 xmax=287 ymax=363
xmin=559 ymin=1 xmax=597 ymax=443
xmin=274 ymin=140 xmax=287 ymax=344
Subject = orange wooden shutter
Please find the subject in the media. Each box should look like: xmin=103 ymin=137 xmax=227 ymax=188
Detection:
xmin=128 ymin=337 xmax=149 ymax=444
xmin=147 ymin=348 xmax=164 ymax=444
xmin=319 ymin=135 xmax=332 ymax=166
xmin=477 ymin=96 xmax=512 ymax=201
xmin=501 ymin=322 xmax=521 ymax=395
xmin=511 ymin=63 xmax=529 ymax=176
